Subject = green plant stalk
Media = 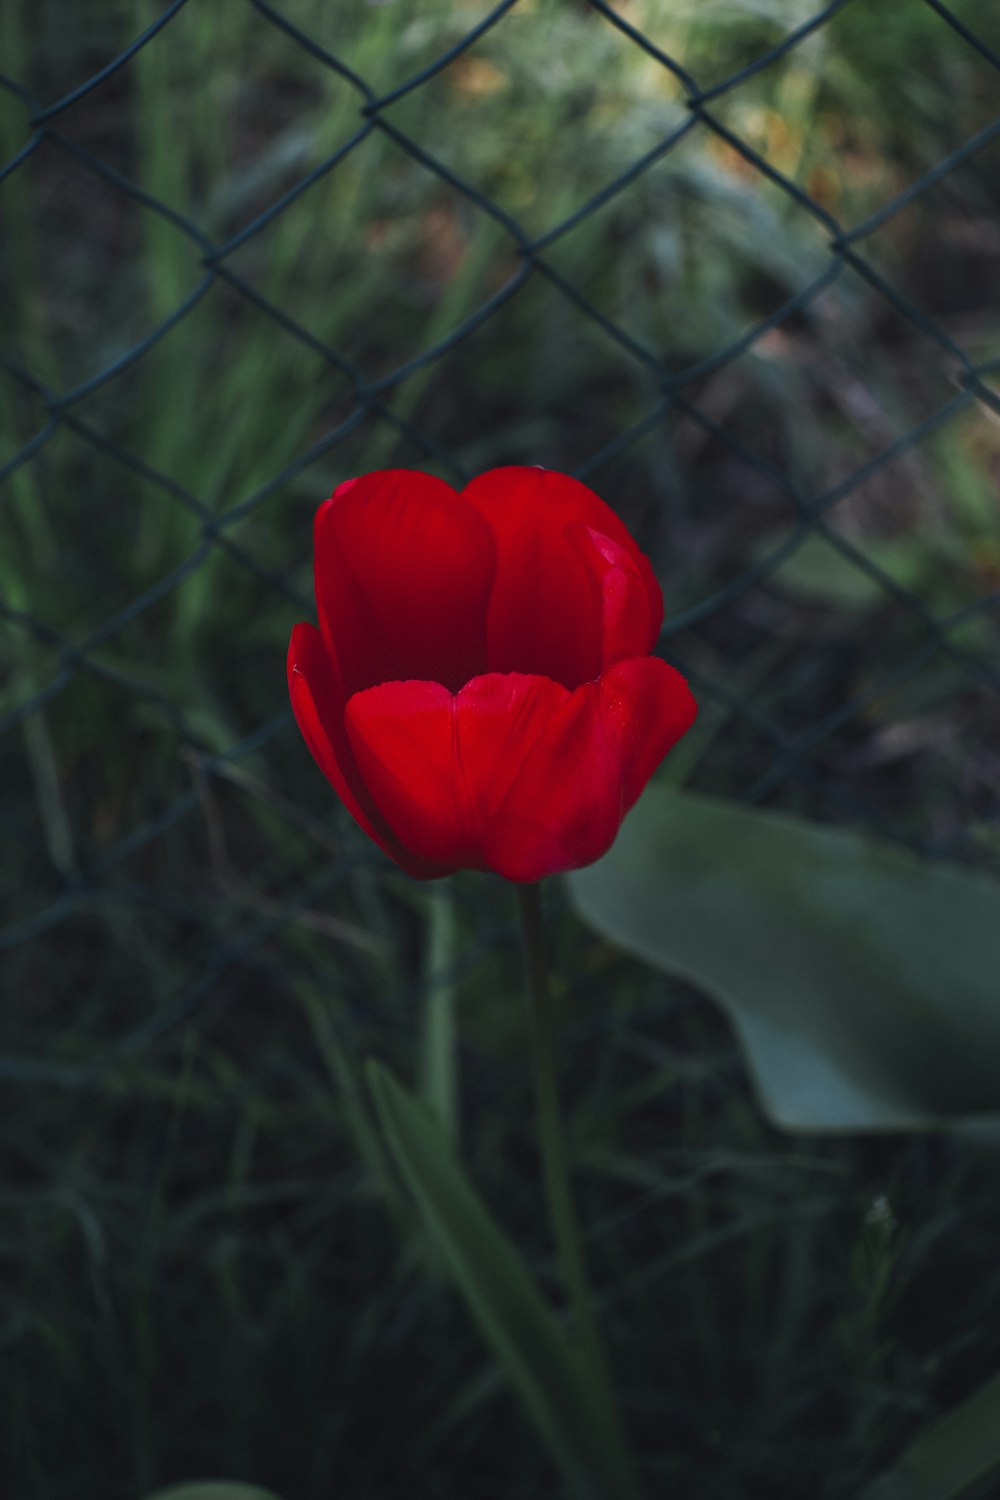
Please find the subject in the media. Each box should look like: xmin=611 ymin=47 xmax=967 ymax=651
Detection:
xmin=419 ymin=883 xmax=459 ymax=1143
xmin=516 ymin=881 xmax=637 ymax=1486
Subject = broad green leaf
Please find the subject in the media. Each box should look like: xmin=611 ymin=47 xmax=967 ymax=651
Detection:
xmin=143 ymin=1485 xmax=284 ymax=1500
xmin=859 ymin=1366 xmax=1000 ymax=1500
xmin=366 ymin=1061 xmax=641 ymax=1500
xmin=569 ymin=788 xmax=1000 ymax=1133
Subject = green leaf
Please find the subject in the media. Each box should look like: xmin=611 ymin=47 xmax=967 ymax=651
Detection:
xmin=568 ymin=788 xmax=1000 ymax=1133
xmin=366 ymin=1061 xmax=641 ymax=1500
xmin=142 ymin=1485 xmax=284 ymax=1500
xmin=859 ymin=1367 xmax=1000 ymax=1500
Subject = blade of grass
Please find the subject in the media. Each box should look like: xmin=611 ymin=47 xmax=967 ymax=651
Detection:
xmin=298 ymin=984 xmax=410 ymax=1234
xmin=367 ymin=1059 xmax=643 ymax=1500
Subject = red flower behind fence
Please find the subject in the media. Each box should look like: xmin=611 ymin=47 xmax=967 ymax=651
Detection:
xmin=288 ymin=466 xmax=696 ymax=881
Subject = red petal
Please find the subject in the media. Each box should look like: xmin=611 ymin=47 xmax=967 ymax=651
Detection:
xmin=597 ymin=656 xmax=697 ymax=809
xmin=462 ymin=467 xmax=661 ymax=686
xmin=344 ymin=673 xmax=572 ymax=871
xmin=482 ymin=656 xmax=698 ymax=881
xmin=287 ymin=622 xmax=449 ymax=878
xmin=314 ymin=470 xmax=496 ymax=696
xmin=565 ymin=523 xmax=663 ymax=667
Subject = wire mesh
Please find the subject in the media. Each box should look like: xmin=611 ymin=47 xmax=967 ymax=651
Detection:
xmin=2 ymin=0 xmax=999 ymax=1080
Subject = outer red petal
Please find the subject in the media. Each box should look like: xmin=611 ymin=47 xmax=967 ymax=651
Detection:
xmin=565 ymin=522 xmax=663 ymax=667
xmin=481 ymin=656 xmax=698 ymax=882
xmin=462 ymin=467 xmax=662 ymax=686
xmin=343 ymin=673 xmax=572 ymax=871
xmin=314 ymin=470 xmax=496 ymax=696
xmin=287 ymin=622 xmax=450 ymax=879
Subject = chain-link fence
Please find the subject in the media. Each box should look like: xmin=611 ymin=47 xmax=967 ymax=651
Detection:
xmin=2 ymin=0 xmax=1000 ymax=1080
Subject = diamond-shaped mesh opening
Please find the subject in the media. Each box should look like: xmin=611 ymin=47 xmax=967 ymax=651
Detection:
xmin=380 ymin=2 xmax=690 ymax=238
xmin=541 ymin=123 xmax=833 ymax=372
xmin=4 ymin=405 xmax=307 ymax=630
xmin=223 ymin=144 xmax=519 ymax=383
xmin=849 ymin=134 xmax=1000 ymax=337
xmin=1 ymin=135 xmax=209 ymax=396
xmin=4 ymin=0 xmax=145 ymax=105
xmin=33 ymin=0 xmax=371 ymax=235
xmin=67 ymin=273 xmax=359 ymax=501
xmin=705 ymin=282 xmax=968 ymax=497
xmin=699 ymin=0 xmax=1000 ymax=223
xmin=379 ymin=265 xmax=657 ymax=476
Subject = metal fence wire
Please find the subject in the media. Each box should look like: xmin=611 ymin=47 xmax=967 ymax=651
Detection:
xmin=2 ymin=0 xmax=1000 ymax=1078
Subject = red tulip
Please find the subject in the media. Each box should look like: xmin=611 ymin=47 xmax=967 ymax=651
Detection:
xmin=287 ymin=467 xmax=697 ymax=881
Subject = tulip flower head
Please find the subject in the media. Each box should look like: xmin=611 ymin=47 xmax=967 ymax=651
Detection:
xmin=288 ymin=467 xmax=696 ymax=881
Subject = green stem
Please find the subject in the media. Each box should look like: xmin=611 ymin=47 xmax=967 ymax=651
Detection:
xmin=516 ymin=882 xmax=633 ymax=1465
